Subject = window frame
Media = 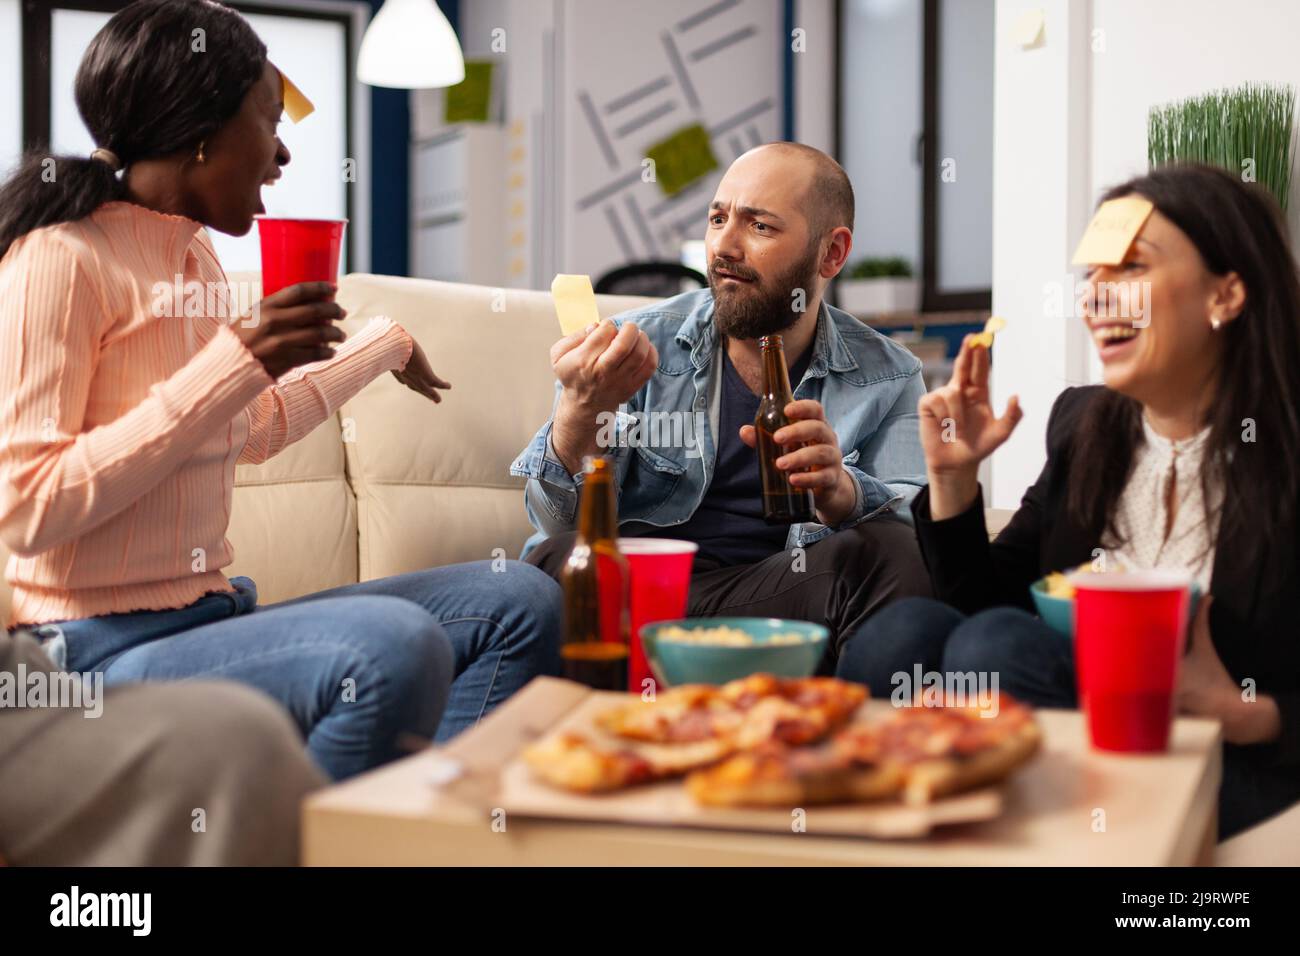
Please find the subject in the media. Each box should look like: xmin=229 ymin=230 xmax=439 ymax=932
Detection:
xmin=19 ymin=0 xmax=363 ymax=267
xmin=834 ymin=0 xmax=992 ymax=313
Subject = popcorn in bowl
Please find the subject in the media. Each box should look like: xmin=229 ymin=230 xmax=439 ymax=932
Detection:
xmin=654 ymin=624 xmax=808 ymax=646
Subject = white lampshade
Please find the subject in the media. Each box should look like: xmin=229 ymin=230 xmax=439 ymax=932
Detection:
xmin=357 ymin=0 xmax=466 ymax=89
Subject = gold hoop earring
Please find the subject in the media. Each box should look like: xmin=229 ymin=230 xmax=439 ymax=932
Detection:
xmin=196 ymin=142 xmax=206 ymax=164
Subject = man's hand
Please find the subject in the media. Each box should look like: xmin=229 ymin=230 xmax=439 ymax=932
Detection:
xmin=549 ymin=319 xmax=658 ymax=475
xmin=739 ymin=399 xmax=857 ymax=526
xmin=551 ymin=319 xmax=658 ymax=412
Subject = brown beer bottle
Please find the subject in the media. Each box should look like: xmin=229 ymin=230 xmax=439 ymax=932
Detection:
xmin=755 ymin=334 xmax=816 ymax=525
xmin=559 ymin=456 xmax=631 ymax=690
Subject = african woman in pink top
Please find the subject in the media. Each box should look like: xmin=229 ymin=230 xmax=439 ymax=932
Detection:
xmin=0 ymin=0 xmax=560 ymax=780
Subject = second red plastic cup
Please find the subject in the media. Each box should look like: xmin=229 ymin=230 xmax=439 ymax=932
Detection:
xmin=1071 ymin=570 xmax=1191 ymax=753
xmin=256 ymin=217 xmax=347 ymax=297
xmin=618 ymin=539 xmax=698 ymax=694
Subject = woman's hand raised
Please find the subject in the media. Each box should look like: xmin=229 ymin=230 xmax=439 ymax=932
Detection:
xmin=918 ymin=333 xmax=1022 ymax=520
xmin=236 ymin=281 xmax=347 ymax=380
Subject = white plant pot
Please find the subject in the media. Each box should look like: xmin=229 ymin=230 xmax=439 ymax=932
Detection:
xmin=836 ymin=278 xmax=921 ymax=317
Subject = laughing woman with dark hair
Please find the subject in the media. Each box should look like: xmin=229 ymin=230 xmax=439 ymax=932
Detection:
xmin=837 ymin=164 xmax=1300 ymax=839
xmin=0 ymin=0 xmax=560 ymax=780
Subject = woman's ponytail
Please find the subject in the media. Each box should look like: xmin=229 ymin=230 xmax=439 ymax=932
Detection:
xmin=0 ymin=152 xmax=125 ymax=261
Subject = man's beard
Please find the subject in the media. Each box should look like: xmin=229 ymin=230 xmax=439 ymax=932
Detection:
xmin=709 ymin=244 xmax=821 ymax=340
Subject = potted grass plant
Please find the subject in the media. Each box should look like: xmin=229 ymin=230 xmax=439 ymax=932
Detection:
xmin=836 ymin=256 xmax=919 ymax=316
xmin=1148 ymin=82 xmax=1296 ymax=210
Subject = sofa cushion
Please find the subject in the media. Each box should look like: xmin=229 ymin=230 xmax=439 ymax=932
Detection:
xmin=228 ymin=417 xmax=359 ymax=605
xmin=333 ymin=273 xmax=648 ymax=579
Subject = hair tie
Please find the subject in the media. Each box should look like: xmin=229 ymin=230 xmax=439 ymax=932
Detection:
xmin=89 ymin=147 xmax=122 ymax=172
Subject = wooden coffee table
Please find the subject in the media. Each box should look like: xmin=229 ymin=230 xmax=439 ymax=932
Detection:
xmin=302 ymin=677 xmax=1222 ymax=866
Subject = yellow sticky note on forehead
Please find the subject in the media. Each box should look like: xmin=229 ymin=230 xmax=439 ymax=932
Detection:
xmin=552 ymin=274 xmax=600 ymax=336
xmin=1071 ymin=196 xmax=1154 ymax=266
xmin=278 ymin=68 xmax=315 ymax=123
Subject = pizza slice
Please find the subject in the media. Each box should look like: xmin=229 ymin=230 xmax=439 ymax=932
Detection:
xmin=523 ymin=733 xmax=657 ymax=793
xmin=594 ymin=684 xmax=737 ymax=743
xmin=685 ymin=740 xmax=903 ymax=808
xmin=688 ymin=696 xmax=1041 ymax=808
xmin=864 ymin=697 xmax=1043 ymax=804
xmin=522 ymin=731 xmax=735 ymax=794
xmin=596 ymin=674 xmax=867 ymax=748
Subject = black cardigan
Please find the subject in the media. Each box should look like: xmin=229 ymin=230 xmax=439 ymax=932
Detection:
xmin=912 ymin=385 xmax=1300 ymax=773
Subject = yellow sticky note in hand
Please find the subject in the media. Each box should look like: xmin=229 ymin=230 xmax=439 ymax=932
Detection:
xmin=1071 ymin=196 xmax=1155 ymax=267
xmin=278 ymin=67 xmax=315 ymax=124
xmin=971 ymin=315 xmax=1006 ymax=349
xmin=552 ymin=274 xmax=600 ymax=336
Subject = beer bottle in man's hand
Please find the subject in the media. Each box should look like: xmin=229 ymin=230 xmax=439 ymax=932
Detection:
xmin=560 ymin=456 xmax=631 ymax=690
xmin=755 ymin=334 xmax=816 ymax=525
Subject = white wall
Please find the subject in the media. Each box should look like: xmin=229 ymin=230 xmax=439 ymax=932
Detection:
xmin=561 ymin=0 xmax=785 ymax=281
xmin=442 ymin=0 xmax=557 ymax=288
xmin=1091 ymin=0 xmax=1300 ymax=230
xmin=1088 ymin=0 xmax=1300 ymax=381
xmin=991 ymin=0 xmax=1300 ymax=507
xmin=449 ymin=0 xmax=786 ymax=288
xmin=989 ymin=0 xmax=1092 ymax=509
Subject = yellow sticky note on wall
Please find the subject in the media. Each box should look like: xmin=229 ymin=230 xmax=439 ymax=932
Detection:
xmin=552 ymin=274 xmax=600 ymax=336
xmin=278 ymin=68 xmax=315 ymax=123
xmin=1012 ymin=8 xmax=1045 ymax=48
xmin=1071 ymin=196 xmax=1155 ymax=266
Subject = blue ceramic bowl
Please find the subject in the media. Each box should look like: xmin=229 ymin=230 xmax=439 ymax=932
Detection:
xmin=1030 ymin=577 xmax=1202 ymax=638
xmin=639 ymin=617 xmax=829 ymax=687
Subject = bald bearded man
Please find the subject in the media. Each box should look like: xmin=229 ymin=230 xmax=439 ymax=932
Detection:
xmin=513 ymin=143 xmax=931 ymax=661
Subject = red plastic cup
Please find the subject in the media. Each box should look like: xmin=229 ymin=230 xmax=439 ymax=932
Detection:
xmin=256 ymin=217 xmax=347 ymax=297
xmin=1071 ymin=569 xmax=1191 ymax=752
xmin=618 ymin=539 xmax=698 ymax=694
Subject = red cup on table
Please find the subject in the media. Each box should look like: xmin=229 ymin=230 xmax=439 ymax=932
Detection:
xmin=617 ymin=539 xmax=698 ymax=694
xmin=256 ymin=217 xmax=347 ymax=297
xmin=1070 ymin=569 xmax=1192 ymax=753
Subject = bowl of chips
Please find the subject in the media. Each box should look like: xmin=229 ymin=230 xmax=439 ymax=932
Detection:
xmin=640 ymin=617 xmax=828 ymax=687
xmin=1031 ymin=565 xmax=1201 ymax=637
xmin=1030 ymin=569 xmax=1084 ymax=636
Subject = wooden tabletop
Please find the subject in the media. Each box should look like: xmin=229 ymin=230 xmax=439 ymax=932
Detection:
xmin=303 ymin=677 xmax=1222 ymax=866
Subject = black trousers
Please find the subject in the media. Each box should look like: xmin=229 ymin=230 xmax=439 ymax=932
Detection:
xmin=523 ymin=517 xmax=932 ymax=662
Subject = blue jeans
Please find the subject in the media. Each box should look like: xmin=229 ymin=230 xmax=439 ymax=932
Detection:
xmin=835 ymin=596 xmax=1075 ymax=706
xmin=29 ymin=561 xmax=562 ymax=780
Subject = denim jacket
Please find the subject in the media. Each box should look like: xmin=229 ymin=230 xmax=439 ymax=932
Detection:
xmin=510 ymin=289 xmax=927 ymax=556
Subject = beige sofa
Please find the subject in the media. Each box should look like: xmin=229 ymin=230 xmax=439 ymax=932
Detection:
xmin=0 ymin=273 xmax=646 ymax=612
xmin=0 ymin=272 xmax=1293 ymax=862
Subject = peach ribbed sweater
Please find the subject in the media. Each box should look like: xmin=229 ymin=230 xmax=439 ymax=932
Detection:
xmin=0 ymin=201 xmax=412 ymax=627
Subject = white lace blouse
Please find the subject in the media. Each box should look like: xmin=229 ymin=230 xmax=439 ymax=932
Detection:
xmin=1100 ymin=419 xmax=1221 ymax=590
